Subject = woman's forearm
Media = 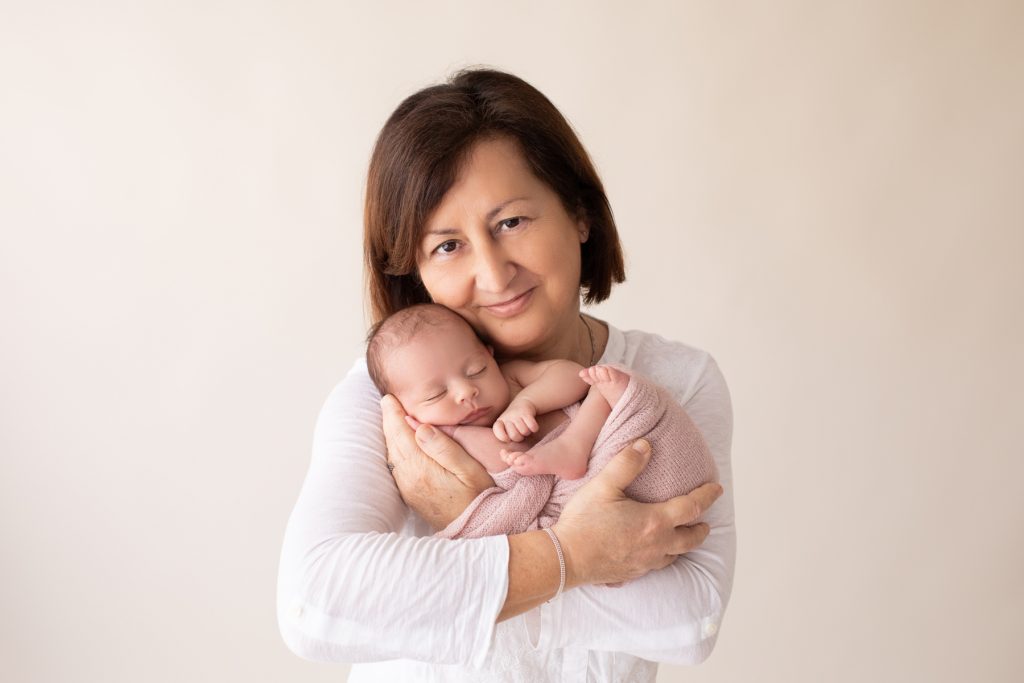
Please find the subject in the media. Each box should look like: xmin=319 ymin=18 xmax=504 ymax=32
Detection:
xmin=498 ymin=530 xmax=579 ymax=621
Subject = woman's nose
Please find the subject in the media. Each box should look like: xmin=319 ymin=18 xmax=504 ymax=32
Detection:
xmin=473 ymin=241 xmax=515 ymax=293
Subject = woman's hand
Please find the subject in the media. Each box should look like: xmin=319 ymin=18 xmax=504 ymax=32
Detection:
xmin=380 ymin=395 xmax=495 ymax=530
xmin=553 ymin=438 xmax=723 ymax=587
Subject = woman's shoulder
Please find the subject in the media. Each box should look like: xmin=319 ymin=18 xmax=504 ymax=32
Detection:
xmin=607 ymin=324 xmax=727 ymax=406
xmin=317 ymin=357 xmax=383 ymax=421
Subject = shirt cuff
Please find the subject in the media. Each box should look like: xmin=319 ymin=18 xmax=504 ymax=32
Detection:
xmin=525 ymin=590 xmax=565 ymax=651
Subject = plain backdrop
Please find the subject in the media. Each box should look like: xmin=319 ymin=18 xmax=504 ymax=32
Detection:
xmin=2 ymin=1 xmax=1022 ymax=681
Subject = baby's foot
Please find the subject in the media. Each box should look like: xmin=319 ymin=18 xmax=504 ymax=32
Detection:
xmin=579 ymin=364 xmax=630 ymax=408
xmin=500 ymin=449 xmax=549 ymax=477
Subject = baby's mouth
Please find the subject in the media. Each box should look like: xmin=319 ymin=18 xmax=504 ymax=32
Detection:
xmin=459 ymin=407 xmax=491 ymax=425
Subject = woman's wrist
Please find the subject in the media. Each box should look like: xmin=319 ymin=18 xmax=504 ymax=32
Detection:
xmin=542 ymin=528 xmax=566 ymax=600
xmin=499 ymin=529 xmax=582 ymax=622
xmin=551 ymin=523 xmax=587 ymax=590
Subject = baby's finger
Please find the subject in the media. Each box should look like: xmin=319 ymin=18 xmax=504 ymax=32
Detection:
xmin=525 ymin=414 xmax=539 ymax=433
xmin=507 ymin=421 xmax=524 ymax=444
xmin=513 ymin=423 xmax=528 ymax=442
xmin=493 ymin=421 xmax=509 ymax=443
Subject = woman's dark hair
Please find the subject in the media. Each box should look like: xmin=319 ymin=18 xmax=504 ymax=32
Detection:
xmin=363 ymin=68 xmax=625 ymax=325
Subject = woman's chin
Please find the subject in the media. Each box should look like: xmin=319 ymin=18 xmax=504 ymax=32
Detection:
xmin=487 ymin=315 xmax=566 ymax=354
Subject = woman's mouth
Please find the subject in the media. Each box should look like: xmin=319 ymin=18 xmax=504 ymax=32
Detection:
xmin=482 ymin=288 xmax=534 ymax=318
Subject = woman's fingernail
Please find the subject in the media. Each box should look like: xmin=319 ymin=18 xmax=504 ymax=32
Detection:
xmin=417 ymin=425 xmax=436 ymax=442
xmin=632 ymin=439 xmax=650 ymax=455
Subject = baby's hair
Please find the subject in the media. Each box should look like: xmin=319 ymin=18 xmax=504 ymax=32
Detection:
xmin=366 ymin=303 xmax=483 ymax=395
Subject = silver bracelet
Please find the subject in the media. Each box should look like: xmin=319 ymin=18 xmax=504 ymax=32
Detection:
xmin=543 ymin=527 xmax=566 ymax=601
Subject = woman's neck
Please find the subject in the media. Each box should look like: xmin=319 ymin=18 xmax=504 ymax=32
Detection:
xmin=494 ymin=313 xmax=608 ymax=367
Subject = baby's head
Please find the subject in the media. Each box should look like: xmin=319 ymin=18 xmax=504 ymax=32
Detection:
xmin=367 ymin=304 xmax=511 ymax=427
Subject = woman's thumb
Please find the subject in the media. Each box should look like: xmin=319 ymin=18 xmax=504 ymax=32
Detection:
xmin=595 ymin=439 xmax=651 ymax=492
xmin=415 ymin=424 xmax=493 ymax=490
xmin=416 ymin=425 xmax=468 ymax=471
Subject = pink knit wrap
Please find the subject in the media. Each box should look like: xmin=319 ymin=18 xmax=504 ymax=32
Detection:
xmin=437 ymin=374 xmax=717 ymax=539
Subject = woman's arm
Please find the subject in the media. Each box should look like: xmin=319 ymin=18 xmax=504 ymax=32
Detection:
xmin=378 ymin=341 xmax=734 ymax=657
xmin=276 ymin=352 xmax=733 ymax=667
xmin=380 ymin=391 xmax=719 ymax=607
xmin=500 ymin=443 xmax=721 ymax=621
xmin=523 ymin=353 xmax=736 ymax=664
xmin=278 ymin=360 xmax=723 ymax=666
xmin=277 ymin=362 xmax=509 ymax=666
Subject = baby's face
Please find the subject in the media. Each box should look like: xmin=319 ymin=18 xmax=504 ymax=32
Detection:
xmin=387 ymin=321 xmax=511 ymax=427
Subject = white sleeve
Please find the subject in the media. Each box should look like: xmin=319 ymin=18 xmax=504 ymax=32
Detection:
xmin=276 ymin=360 xmax=511 ymax=666
xmin=530 ymin=355 xmax=736 ymax=664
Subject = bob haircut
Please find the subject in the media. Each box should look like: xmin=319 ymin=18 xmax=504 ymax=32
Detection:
xmin=363 ymin=68 xmax=625 ymax=325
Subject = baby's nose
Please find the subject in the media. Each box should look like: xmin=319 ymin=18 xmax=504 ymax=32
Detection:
xmin=454 ymin=381 xmax=479 ymax=403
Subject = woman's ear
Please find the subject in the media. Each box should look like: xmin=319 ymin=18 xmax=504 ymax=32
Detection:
xmin=577 ymin=218 xmax=590 ymax=244
xmin=487 ymin=344 xmax=495 ymax=356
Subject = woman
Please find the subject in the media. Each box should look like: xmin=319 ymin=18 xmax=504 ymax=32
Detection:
xmin=277 ymin=69 xmax=734 ymax=681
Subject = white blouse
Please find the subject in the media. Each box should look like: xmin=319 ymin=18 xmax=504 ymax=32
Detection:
xmin=277 ymin=323 xmax=736 ymax=682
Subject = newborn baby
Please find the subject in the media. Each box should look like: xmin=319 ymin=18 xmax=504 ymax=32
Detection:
xmin=366 ymin=303 xmax=718 ymax=540
xmin=366 ymin=303 xmax=626 ymax=480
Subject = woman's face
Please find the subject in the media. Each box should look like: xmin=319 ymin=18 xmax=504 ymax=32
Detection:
xmin=415 ymin=137 xmax=588 ymax=358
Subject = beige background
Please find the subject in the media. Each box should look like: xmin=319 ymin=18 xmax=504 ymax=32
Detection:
xmin=2 ymin=1 xmax=1022 ymax=681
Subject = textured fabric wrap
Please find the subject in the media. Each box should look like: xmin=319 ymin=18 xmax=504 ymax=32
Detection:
xmin=437 ymin=373 xmax=718 ymax=539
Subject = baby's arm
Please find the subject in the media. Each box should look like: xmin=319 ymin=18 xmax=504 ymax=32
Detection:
xmin=503 ymin=365 xmax=631 ymax=480
xmin=494 ymin=359 xmax=589 ymax=443
xmin=447 ymin=425 xmax=530 ymax=474
xmin=406 ymin=416 xmax=526 ymax=475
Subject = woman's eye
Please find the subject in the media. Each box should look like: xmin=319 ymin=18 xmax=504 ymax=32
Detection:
xmin=498 ymin=216 xmax=522 ymax=231
xmin=433 ymin=240 xmax=460 ymax=256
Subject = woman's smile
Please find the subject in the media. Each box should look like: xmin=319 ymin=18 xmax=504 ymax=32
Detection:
xmin=479 ymin=287 xmax=535 ymax=318
xmin=417 ymin=137 xmax=589 ymax=360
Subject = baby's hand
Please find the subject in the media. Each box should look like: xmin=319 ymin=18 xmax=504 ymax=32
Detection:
xmin=493 ymin=398 xmax=539 ymax=443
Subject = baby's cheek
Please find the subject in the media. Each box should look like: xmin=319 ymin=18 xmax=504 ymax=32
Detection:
xmin=425 ymin=404 xmax=456 ymax=427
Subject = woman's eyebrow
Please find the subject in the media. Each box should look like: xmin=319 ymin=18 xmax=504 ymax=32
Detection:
xmin=423 ymin=197 xmax=531 ymax=235
xmin=485 ymin=196 xmax=530 ymax=222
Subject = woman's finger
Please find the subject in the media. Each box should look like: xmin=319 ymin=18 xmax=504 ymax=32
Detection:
xmin=415 ymin=423 xmax=494 ymax=491
xmin=669 ymin=523 xmax=711 ymax=555
xmin=669 ymin=483 xmax=723 ymax=524
xmin=381 ymin=395 xmax=418 ymax=466
xmin=590 ymin=439 xmax=652 ymax=493
xmin=662 ymin=482 xmax=724 ymax=525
